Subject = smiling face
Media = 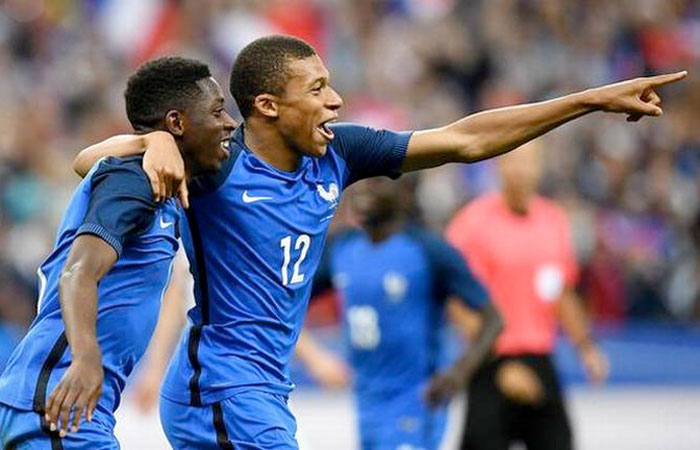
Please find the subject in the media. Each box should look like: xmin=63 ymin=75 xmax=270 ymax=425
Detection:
xmin=181 ymin=77 xmax=237 ymax=175
xmin=274 ymin=55 xmax=343 ymax=158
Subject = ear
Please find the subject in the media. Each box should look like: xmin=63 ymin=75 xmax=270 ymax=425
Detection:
xmin=253 ymin=94 xmax=279 ymax=119
xmin=165 ymin=110 xmax=185 ymax=136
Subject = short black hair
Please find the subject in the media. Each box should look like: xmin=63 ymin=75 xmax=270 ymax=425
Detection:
xmin=125 ymin=56 xmax=211 ymax=130
xmin=230 ymin=35 xmax=317 ymax=118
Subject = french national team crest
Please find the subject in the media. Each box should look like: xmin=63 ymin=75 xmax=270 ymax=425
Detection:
xmin=383 ymin=271 xmax=408 ymax=303
xmin=317 ymin=182 xmax=339 ymax=208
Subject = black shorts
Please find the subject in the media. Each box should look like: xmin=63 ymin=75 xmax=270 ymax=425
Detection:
xmin=460 ymin=354 xmax=572 ymax=450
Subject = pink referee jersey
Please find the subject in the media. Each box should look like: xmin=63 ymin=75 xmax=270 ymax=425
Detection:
xmin=446 ymin=192 xmax=578 ymax=356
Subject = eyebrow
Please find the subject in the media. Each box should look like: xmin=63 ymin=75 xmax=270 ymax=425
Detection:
xmin=309 ymin=76 xmax=328 ymax=88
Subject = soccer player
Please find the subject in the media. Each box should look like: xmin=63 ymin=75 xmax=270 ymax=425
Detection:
xmin=73 ymin=35 xmax=684 ymax=449
xmin=0 ymin=57 xmax=235 ymax=448
xmin=445 ymin=141 xmax=608 ymax=450
xmin=296 ymin=176 xmax=502 ymax=450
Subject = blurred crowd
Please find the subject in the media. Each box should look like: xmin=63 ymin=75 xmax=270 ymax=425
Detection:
xmin=0 ymin=0 xmax=699 ymax=350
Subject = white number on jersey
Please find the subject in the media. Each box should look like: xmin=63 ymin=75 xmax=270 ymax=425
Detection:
xmin=280 ymin=234 xmax=311 ymax=286
xmin=347 ymin=305 xmax=381 ymax=350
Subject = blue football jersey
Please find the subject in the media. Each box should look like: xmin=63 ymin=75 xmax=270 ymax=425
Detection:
xmin=317 ymin=227 xmax=489 ymax=400
xmin=161 ymin=123 xmax=411 ymax=406
xmin=0 ymin=157 xmax=179 ymax=414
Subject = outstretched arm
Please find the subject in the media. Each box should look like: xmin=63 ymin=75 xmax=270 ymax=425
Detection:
xmin=45 ymin=235 xmax=117 ymax=437
xmin=402 ymin=71 xmax=687 ymax=172
xmin=73 ymin=131 xmax=188 ymax=207
xmin=426 ymin=301 xmax=502 ymax=407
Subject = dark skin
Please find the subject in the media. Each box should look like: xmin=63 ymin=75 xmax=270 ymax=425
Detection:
xmin=45 ymin=77 xmax=236 ymax=437
xmin=352 ymin=177 xmax=503 ymax=407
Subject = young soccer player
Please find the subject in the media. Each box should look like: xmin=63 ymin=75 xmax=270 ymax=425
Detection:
xmin=297 ymin=176 xmax=502 ymax=450
xmin=0 ymin=57 xmax=235 ymax=448
xmin=74 ymin=35 xmax=684 ymax=449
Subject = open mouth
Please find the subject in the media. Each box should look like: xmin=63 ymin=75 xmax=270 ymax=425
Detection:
xmin=220 ymin=138 xmax=231 ymax=157
xmin=316 ymin=118 xmax=336 ymax=141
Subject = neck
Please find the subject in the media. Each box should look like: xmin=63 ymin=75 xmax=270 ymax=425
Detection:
xmin=243 ymin=117 xmax=301 ymax=172
xmin=502 ymin=191 xmax=531 ymax=216
xmin=365 ymin=216 xmax=404 ymax=243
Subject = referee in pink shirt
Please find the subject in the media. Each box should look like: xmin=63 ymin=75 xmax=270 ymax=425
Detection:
xmin=446 ymin=141 xmax=608 ymax=450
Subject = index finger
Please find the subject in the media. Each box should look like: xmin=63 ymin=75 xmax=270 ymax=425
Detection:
xmin=646 ymin=70 xmax=688 ymax=87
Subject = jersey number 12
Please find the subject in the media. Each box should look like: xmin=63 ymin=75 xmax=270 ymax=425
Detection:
xmin=280 ymin=234 xmax=311 ymax=286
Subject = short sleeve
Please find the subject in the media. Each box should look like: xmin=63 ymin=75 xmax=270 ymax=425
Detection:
xmin=76 ymin=157 xmax=157 ymax=256
xmin=330 ymin=123 xmax=412 ymax=186
xmin=411 ymin=228 xmax=490 ymax=310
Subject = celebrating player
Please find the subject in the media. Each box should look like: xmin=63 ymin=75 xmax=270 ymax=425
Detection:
xmin=73 ymin=35 xmax=684 ymax=449
xmin=0 ymin=57 xmax=235 ymax=448
xmin=297 ymin=176 xmax=502 ymax=450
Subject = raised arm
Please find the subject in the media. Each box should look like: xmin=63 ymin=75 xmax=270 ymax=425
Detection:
xmin=401 ymin=71 xmax=687 ymax=172
xmin=45 ymin=235 xmax=117 ymax=437
xmin=73 ymin=131 xmax=187 ymax=206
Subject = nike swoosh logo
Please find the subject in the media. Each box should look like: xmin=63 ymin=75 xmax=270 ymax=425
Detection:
xmin=242 ymin=190 xmax=273 ymax=203
xmin=160 ymin=217 xmax=174 ymax=229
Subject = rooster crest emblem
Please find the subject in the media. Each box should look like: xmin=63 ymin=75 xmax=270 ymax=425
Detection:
xmin=317 ymin=182 xmax=339 ymax=206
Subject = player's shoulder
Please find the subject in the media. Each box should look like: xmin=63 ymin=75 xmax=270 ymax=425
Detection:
xmin=326 ymin=122 xmax=363 ymax=153
xmin=328 ymin=122 xmax=365 ymax=139
xmin=404 ymin=225 xmax=456 ymax=258
xmin=91 ymin=155 xmax=147 ymax=181
xmin=88 ymin=155 xmax=155 ymax=201
xmin=404 ymin=225 xmax=444 ymax=247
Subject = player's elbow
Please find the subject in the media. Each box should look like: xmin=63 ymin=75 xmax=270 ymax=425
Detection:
xmin=72 ymin=154 xmax=91 ymax=178
xmin=59 ymin=261 xmax=97 ymax=292
xmin=442 ymin=128 xmax=487 ymax=163
xmin=457 ymin=136 xmax=494 ymax=163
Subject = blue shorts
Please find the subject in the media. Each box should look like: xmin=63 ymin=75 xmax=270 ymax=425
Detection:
xmin=0 ymin=402 xmax=118 ymax=450
xmin=160 ymin=390 xmax=298 ymax=449
xmin=357 ymin=386 xmax=447 ymax=450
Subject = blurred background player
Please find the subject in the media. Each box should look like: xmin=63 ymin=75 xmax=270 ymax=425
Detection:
xmin=0 ymin=57 xmax=235 ymax=448
xmin=296 ymin=176 xmax=502 ymax=450
xmin=446 ymin=141 xmax=608 ymax=450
